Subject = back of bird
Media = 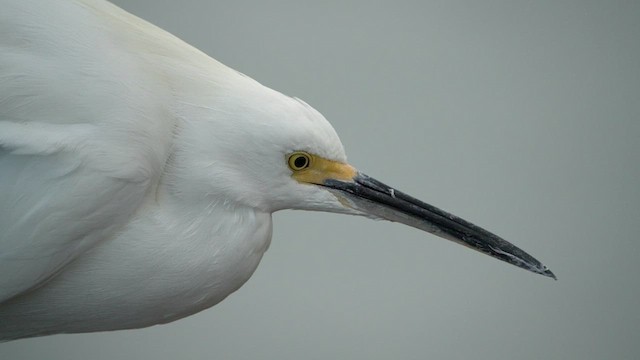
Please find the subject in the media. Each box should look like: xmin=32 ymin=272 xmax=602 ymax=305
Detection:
xmin=0 ymin=0 xmax=179 ymax=304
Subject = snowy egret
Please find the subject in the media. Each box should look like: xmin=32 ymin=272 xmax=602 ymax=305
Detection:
xmin=0 ymin=0 xmax=554 ymax=340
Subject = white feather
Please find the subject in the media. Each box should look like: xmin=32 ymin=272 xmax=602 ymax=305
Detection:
xmin=0 ymin=0 xmax=348 ymax=340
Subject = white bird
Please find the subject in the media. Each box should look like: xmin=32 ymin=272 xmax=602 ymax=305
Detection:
xmin=0 ymin=0 xmax=554 ymax=341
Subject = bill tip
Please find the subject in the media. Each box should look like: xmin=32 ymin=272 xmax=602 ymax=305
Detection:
xmin=541 ymin=267 xmax=557 ymax=280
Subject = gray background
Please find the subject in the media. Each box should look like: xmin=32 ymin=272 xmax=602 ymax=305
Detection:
xmin=2 ymin=0 xmax=639 ymax=359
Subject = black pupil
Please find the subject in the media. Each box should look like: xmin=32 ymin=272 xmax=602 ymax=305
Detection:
xmin=294 ymin=156 xmax=308 ymax=169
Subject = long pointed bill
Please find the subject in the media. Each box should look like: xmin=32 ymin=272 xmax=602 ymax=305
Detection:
xmin=323 ymin=172 xmax=556 ymax=279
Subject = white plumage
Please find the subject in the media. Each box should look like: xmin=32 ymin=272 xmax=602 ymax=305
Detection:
xmin=0 ymin=0 xmax=553 ymax=341
xmin=0 ymin=0 xmax=347 ymax=338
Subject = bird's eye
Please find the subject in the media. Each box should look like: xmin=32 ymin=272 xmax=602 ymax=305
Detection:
xmin=288 ymin=152 xmax=311 ymax=171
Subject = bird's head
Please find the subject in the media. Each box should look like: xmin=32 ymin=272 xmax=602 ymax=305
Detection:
xmin=171 ymin=75 xmax=555 ymax=279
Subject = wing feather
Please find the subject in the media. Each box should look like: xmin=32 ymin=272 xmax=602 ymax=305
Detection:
xmin=0 ymin=0 xmax=175 ymax=302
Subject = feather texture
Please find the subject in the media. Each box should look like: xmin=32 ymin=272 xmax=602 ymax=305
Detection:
xmin=0 ymin=0 xmax=346 ymax=340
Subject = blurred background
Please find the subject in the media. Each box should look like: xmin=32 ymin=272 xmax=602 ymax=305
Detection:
xmin=2 ymin=0 xmax=639 ymax=359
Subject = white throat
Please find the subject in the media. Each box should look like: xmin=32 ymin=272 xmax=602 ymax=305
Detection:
xmin=0 ymin=189 xmax=273 ymax=339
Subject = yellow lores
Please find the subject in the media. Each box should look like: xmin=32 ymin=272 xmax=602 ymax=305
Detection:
xmin=288 ymin=152 xmax=357 ymax=185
